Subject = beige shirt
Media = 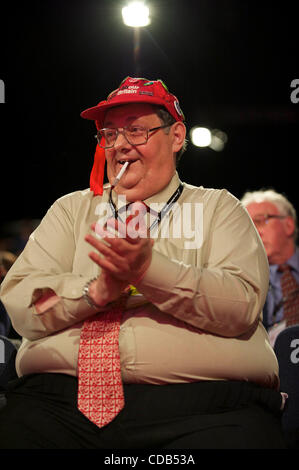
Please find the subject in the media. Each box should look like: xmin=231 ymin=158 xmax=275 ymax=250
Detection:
xmin=0 ymin=173 xmax=279 ymax=389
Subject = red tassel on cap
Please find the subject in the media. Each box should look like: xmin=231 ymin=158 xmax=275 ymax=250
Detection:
xmin=90 ymin=137 xmax=105 ymax=196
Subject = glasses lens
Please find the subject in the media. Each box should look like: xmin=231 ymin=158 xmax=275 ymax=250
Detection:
xmin=98 ymin=126 xmax=148 ymax=148
xmin=252 ymin=214 xmax=281 ymax=227
xmin=125 ymin=126 xmax=147 ymax=145
xmin=252 ymin=215 xmax=266 ymax=227
xmin=98 ymin=129 xmax=117 ymax=148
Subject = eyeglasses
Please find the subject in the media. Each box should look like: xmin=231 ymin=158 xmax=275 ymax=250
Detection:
xmin=96 ymin=124 xmax=171 ymax=149
xmin=252 ymin=214 xmax=286 ymax=228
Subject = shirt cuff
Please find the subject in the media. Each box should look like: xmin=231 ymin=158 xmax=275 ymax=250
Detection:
xmin=27 ymin=275 xmax=93 ymax=308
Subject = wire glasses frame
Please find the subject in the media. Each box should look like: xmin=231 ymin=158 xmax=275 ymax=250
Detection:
xmin=95 ymin=124 xmax=171 ymax=149
xmin=252 ymin=214 xmax=286 ymax=228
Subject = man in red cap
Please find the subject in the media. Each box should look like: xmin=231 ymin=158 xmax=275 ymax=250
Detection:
xmin=0 ymin=77 xmax=286 ymax=449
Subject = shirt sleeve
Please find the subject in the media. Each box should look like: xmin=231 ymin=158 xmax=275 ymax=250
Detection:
xmin=137 ymin=189 xmax=270 ymax=337
xmin=0 ymin=195 xmax=102 ymax=341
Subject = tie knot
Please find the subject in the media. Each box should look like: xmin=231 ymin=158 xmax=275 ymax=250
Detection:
xmin=278 ymin=264 xmax=291 ymax=273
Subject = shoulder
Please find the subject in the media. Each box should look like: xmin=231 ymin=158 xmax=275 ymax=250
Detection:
xmin=181 ymin=182 xmax=251 ymax=224
xmin=45 ymin=187 xmax=110 ymax=222
xmin=55 ymin=188 xmax=91 ymax=206
xmin=54 ymin=187 xmax=109 ymax=209
xmin=182 ymin=182 xmax=240 ymax=206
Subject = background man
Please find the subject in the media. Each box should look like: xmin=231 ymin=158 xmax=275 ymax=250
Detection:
xmin=241 ymin=189 xmax=299 ymax=346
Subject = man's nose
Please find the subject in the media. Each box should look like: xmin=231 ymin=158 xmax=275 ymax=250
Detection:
xmin=114 ymin=131 xmax=131 ymax=150
xmin=255 ymin=224 xmax=265 ymax=238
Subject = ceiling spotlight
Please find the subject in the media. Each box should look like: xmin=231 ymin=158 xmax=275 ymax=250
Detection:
xmin=122 ymin=2 xmax=151 ymax=27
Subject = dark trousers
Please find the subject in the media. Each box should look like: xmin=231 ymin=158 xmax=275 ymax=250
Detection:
xmin=0 ymin=373 xmax=286 ymax=449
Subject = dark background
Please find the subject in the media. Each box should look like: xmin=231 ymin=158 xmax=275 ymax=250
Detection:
xmin=0 ymin=0 xmax=298 ymax=229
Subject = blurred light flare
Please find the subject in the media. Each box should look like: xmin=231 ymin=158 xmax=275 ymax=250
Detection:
xmin=210 ymin=129 xmax=228 ymax=152
xmin=190 ymin=127 xmax=228 ymax=151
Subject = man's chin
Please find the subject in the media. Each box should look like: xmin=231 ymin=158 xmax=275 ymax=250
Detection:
xmin=115 ymin=182 xmax=153 ymax=202
xmin=114 ymin=180 xmax=142 ymax=196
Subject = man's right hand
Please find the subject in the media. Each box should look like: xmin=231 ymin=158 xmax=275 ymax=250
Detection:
xmin=87 ymin=269 xmax=129 ymax=308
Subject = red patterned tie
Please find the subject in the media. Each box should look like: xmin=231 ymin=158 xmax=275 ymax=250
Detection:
xmin=279 ymin=264 xmax=299 ymax=326
xmin=77 ymin=204 xmax=148 ymax=427
xmin=77 ymin=295 xmax=127 ymax=428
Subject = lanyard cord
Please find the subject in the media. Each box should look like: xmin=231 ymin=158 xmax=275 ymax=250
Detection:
xmin=108 ymin=183 xmax=184 ymax=231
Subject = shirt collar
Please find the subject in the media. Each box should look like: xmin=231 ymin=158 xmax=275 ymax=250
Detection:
xmin=269 ymin=247 xmax=299 ymax=277
xmin=288 ymin=247 xmax=299 ymax=272
xmin=110 ymin=171 xmax=182 ymax=213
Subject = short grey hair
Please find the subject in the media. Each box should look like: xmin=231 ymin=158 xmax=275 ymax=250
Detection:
xmin=241 ymin=189 xmax=298 ymax=241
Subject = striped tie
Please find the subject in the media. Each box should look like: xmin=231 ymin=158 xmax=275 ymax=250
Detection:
xmin=279 ymin=264 xmax=299 ymax=326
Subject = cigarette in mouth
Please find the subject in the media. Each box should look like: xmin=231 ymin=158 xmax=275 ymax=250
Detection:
xmin=111 ymin=161 xmax=129 ymax=188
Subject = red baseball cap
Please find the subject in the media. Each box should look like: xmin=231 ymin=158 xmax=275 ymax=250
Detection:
xmin=80 ymin=76 xmax=185 ymax=127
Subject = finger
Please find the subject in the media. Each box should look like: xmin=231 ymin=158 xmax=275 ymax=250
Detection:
xmin=89 ymin=223 xmax=138 ymax=253
xmin=96 ymin=217 xmax=144 ymax=243
xmin=87 ymin=231 xmax=134 ymax=259
xmin=93 ymin=212 xmax=149 ymax=243
xmin=88 ymin=251 xmax=122 ymax=275
xmin=106 ymin=218 xmax=127 ymax=238
xmin=85 ymin=233 xmax=108 ymax=249
xmin=86 ymin=234 xmax=124 ymax=262
xmin=94 ymin=220 xmax=120 ymax=239
xmin=87 ymin=242 xmax=127 ymax=272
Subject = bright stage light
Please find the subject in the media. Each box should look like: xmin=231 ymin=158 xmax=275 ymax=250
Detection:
xmin=190 ymin=126 xmax=228 ymax=151
xmin=190 ymin=127 xmax=212 ymax=147
xmin=122 ymin=2 xmax=150 ymax=27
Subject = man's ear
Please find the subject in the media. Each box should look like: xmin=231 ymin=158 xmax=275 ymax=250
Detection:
xmin=283 ymin=216 xmax=295 ymax=238
xmin=171 ymin=122 xmax=186 ymax=153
